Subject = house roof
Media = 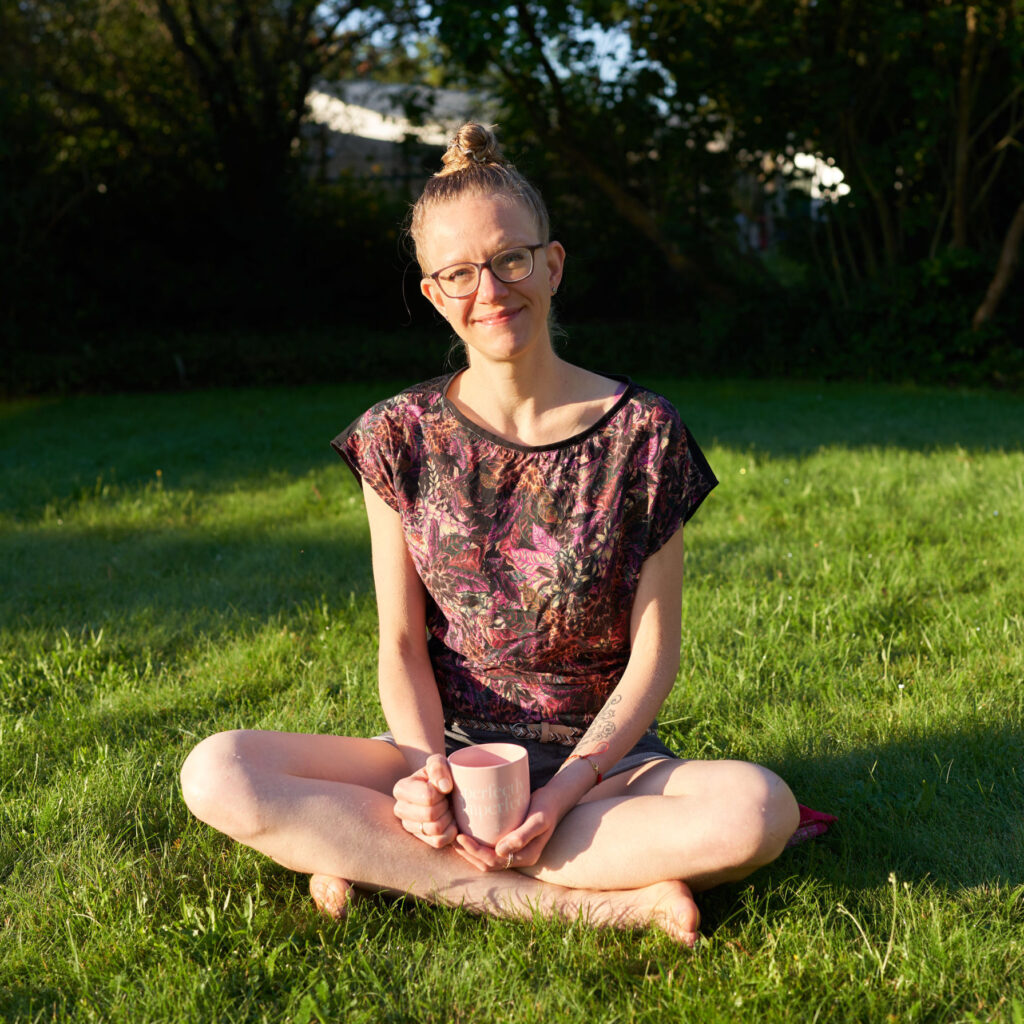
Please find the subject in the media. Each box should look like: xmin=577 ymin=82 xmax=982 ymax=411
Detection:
xmin=306 ymin=80 xmax=489 ymax=147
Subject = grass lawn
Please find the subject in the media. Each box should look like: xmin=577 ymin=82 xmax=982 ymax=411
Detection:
xmin=1 ymin=375 xmax=1023 ymax=1023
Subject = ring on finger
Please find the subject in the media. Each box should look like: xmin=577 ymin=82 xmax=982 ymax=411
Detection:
xmin=504 ymin=852 xmax=514 ymax=870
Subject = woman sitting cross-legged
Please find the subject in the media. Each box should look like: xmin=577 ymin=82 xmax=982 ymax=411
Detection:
xmin=180 ymin=122 xmax=809 ymax=947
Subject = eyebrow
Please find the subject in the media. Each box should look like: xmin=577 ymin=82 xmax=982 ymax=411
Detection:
xmin=434 ymin=241 xmax=537 ymax=267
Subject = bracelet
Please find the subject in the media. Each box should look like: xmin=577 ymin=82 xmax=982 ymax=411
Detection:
xmin=566 ymin=753 xmax=603 ymax=785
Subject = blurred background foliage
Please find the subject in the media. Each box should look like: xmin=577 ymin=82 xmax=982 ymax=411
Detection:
xmin=2 ymin=0 xmax=1022 ymax=394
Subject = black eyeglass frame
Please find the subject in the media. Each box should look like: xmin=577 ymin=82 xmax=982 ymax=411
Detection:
xmin=427 ymin=243 xmax=548 ymax=298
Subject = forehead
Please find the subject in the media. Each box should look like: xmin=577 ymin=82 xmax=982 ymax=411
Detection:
xmin=419 ymin=192 xmax=542 ymax=266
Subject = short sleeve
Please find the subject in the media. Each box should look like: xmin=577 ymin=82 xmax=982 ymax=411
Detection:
xmin=644 ymin=410 xmax=718 ymax=557
xmin=330 ymin=404 xmax=402 ymax=512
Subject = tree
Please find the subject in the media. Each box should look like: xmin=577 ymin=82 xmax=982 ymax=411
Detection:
xmin=619 ymin=1 xmax=1024 ymax=295
xmin=418 ymin=1 xmax=736 ymax=304
xmin=0 ymin=0 xmax=423 ymax=341
xmin=7 ymin=1 xmax=412 ymax=205
xmin=425 ymin=2 xmax=1023 ymax=314
xmin=973 ymin=197 xmax=1024 ymax=327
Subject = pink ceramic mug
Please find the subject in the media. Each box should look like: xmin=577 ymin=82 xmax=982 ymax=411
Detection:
xmin=448 ymin=743 xmax=530 ymax=847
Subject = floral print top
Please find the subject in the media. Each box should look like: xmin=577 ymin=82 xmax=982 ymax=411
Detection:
xmin=332 ymin=373 xmax=717 ymax=730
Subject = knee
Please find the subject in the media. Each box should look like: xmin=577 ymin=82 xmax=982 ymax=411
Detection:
xmin=725 ymin=763 xmax=800 ymax=869
xmin=180 ymin=730 xmax=266 ymax=839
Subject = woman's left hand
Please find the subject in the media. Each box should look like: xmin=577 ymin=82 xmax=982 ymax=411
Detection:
xmin=453 ymin=785 xmax=568 ymax=872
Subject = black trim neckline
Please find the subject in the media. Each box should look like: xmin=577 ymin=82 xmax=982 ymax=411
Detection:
xmin=441 ymin=371 xmax=636 ymax=453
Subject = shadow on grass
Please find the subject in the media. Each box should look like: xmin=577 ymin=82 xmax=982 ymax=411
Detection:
xmin=0 ymin=523 xmax=374 ymax=652
xmin=762 ymin=721 xmax=1022 ymax=891
xmin=689 ymin=722 xmax=1023 ymax=940
xmin=640 ymin=378 xmax=1024 ymax=457
xmin=2 ymin=380 xmax=1022 ymax=523
xmin=0 ymin=383 xmax=396 ymax=520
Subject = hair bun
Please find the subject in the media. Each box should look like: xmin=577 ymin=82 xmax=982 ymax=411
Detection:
xmin=410 ymin=119 xmax=550 ymax=265
xmin=439 ymin=123 xmax=504 ymax=175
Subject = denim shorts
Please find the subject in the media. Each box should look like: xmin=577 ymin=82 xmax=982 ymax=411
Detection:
xmin=374 ymin=722 xmax=679 ymax=791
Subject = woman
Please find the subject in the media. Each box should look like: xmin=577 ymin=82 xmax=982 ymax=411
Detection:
xmin=180 ymin=124 xmax=801 ymax=946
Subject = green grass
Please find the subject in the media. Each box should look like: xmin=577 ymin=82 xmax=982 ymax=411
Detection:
xmin=2 ymin=377 xmax=1023 ymax=1023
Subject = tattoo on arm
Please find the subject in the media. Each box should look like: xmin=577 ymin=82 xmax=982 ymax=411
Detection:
xmin=580 ymin=693 xmax=622 ymax=748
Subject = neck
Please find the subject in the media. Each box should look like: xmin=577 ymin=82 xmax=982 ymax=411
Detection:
xmin=457 ymin=343 xmax=566 ymax=428
xmin=460 ymin=342 xmax=565 ymax=418
xmin=449 ymin=343 xmax=620 ymax=448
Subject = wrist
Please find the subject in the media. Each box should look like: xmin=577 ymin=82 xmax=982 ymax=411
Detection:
xmin=538 ymin=768 xmax=590 ymax=822
xmin=553 ymin=753 xmax=604 ymax=802
xmin=392 ymin=742 xmax=445 ymax=776
xmin=565 ymin=752 xmax=603 ymax=785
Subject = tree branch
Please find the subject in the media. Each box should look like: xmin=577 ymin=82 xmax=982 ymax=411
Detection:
xmin=972 ymin=198 xmax=1024 ymax=329
xmin=183 ymin=0 xmax=247 ymax=120
xmin=152 ymin=0 xmax=220 ymax=111
xmin=971 ymin=136 xmax=1012 ymax=214
xmin=952 ymin=4 xmax=979 ymax=247
xmin=969 ymin=83 xmax=1023 ymax=147
xmin=823 ymin=212 xmax=850 ymax=307
xmin=842 ymin=112 xmax=898 ymax=267
xmin=512 ymin=2 xmax=571 ymax=127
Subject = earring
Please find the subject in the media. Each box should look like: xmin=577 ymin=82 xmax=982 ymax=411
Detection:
xmin=551 ymin=286 xmax=557 ymax=296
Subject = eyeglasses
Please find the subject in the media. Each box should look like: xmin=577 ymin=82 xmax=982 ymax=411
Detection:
xmin=427 ymin=243 xmax=547 ymax=298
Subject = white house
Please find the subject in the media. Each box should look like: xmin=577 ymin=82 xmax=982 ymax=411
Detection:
xmin=302 ymin=80 xmax=490 ymax=190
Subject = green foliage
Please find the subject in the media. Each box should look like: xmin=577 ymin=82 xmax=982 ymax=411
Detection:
xmin=1 ymin=169 xmax=425 ymax=368
xmin=421 ymin=0 xmax=1024 ymax=376
xmin=2 ymin=378 xmax=1023 ymax=1022
xmin=839 ymin=248 xmax=1024 ymax=386
xmin=2 ymin=1 xmax=1022 ymax=381
xmin=4 ymin=0 xmax=405 ymax=197
xmin=617 ymin=0 xmax=1024 ymax=259
xmin=0 ymin=0 xmax=421 ymax=345
xmin=683 ymin=244 xmax=1024 ymax=388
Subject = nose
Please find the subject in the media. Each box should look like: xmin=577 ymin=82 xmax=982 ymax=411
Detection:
xmin=475 ymin=265 xmax=509 ymax=300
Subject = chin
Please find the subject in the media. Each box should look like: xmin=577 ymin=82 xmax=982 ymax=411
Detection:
xmin=464 ymin=332 xmax=527 ymax=359
xmin=473 ymin=324 xmax=548 ymax=356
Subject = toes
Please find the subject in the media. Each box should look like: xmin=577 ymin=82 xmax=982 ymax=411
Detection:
xmin=667 ymin=920 xmax=700 ymax=948
xmin=309 ymin=874 xmax=353 ymax=920
xmin=650 ymin=881 xmax=701 ymax=947
xmin=673 ymin=882 xmax=701 ymax=936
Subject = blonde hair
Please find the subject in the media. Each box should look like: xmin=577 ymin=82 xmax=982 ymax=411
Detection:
xmin=409 ymin=123 xmax=551 ymax=270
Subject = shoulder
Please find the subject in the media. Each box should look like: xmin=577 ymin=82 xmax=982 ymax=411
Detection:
xmin=617 ymin=382 xmax=684 ymax=438
xmin=613 ymin=384 xmax=718 ymax=533
xmin=612 ymin=382 xmax=716 ymax=488
xmin=361 ymin=375 xmax=450 ymax=426
xmin=333 ymin=375 xmax=450 ymax=449
xmin=331 ymin=375 xmax=455 ymax=504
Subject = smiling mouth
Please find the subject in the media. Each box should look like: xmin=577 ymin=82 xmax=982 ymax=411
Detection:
xmin=473 ymin=307 xmax=521 ymax=326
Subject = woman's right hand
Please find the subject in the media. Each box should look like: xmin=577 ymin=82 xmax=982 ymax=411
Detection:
xmin=391 ymin=753 xmax=457 ymax=848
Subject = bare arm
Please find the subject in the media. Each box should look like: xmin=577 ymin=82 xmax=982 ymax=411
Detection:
xmin=362 ymin=481 xmax=456 ymax=846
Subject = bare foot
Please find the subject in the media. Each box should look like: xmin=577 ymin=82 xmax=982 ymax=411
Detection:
xmin=309 ymin=874 xmax=354 ymax=920
xmin=589 ymin=880 xmax=701 ymax=947
xmin=640 ymin=880 xmax=701 ymax=947
xmin=487 ymin=878 xmax=700 ymax=946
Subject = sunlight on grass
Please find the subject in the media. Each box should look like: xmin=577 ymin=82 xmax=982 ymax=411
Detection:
xmin=2 ymin=379 xmax=1022 ymax=1023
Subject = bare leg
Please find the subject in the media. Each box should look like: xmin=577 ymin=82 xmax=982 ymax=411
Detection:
xmin=180 ymin=731 xmax=792 ymax=945
xmin=525 ymin=758 xmax=800 ymax=892
xmin=180 ymin=730 xmax=700 ymax=941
